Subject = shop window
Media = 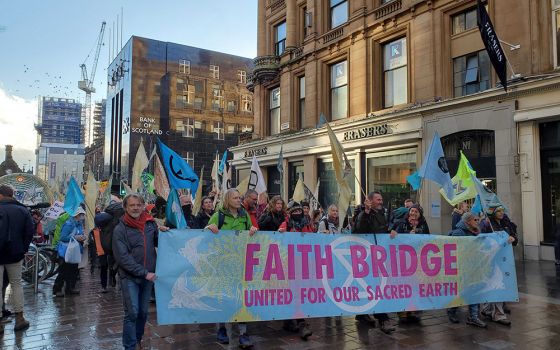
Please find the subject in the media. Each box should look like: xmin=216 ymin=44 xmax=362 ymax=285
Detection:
xmin=442 ymin=130 xmax=495 ymax=179
xmin=318 ymin=159 xmax=355 ymax=213
xmin=366 ymin=150 xmax=417 ymax=211
xmin=179 ymin=59 xmax=191 ymax=74
xmin=330 ymin=60 xmax=348 ymax=120
xmin=383 ymin=37 xmax=408 ymax=108
xmin=298 ymin=76 xmax=306 ymax=128
xmin=453 ymin=50 xmax=491 ymax=97
xmin=275 ymin=21 xmax=287 ymax=56
xmin=330 ymin=0 xmax=348 ymax=29
xmin=269 ymin=87 xmax=281 ymax=135
xmin=553 ymin=0 xmax=560 ymax=68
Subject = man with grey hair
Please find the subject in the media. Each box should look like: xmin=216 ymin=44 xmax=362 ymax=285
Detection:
xmin=242 ymin=189 xmax=259 ymax=228
xmin=447 ymin=211 xmax=488 ymax=328
xmin=0 ymin=185 xmax=34 ymax=335
xmin=113 ymin=193 xmax=168 ymax=350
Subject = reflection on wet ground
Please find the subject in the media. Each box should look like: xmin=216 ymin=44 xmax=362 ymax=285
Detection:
xmin=1 ymin=260 xmax=559 ymax=349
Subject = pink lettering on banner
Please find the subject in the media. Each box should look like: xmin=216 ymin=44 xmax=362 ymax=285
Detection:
xmin=389 ymin=245 xmax=399 ymax=277
xmin=263 ymin=244 xmax=285 ymax=280
xmin=398 ymin=245 xmax=418 ymax=277
xmin=444 ymin=243 xmax=458 ymax=275
xmin=297 ymin=244 xmax=312 ymax=280
xmin=287 ymin=245 xmax=296 ymax=280
xmin=245 ymin=243 xmax=260 ymax=281
xmin=350 ymin=245 xmax=369 ymax=278
xmin=314 ymin=244 xmax=334 ymax=279
xmin=370 ymin=245 xmax=389 ymax=277
xmin=421 ymin=244 xmax=441 ymax=277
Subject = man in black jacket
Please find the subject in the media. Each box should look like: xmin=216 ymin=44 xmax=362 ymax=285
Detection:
xmin=112 ymin=193 xmax=168 ymax=350
xmin=0 ymin=185 xmax=34 ymax=335
xmin=352 ymin=191 xmax=395 ymax=334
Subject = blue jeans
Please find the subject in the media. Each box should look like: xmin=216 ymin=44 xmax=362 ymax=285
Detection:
xmin=448 ymin=304 xmax=479 ymax=319
xmin=120 ymin=277 xmax=153 ymax=350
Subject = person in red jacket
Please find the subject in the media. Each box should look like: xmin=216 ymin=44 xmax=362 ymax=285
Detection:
xmin=242 ymin=189 xmax=259 ymax=228
xmin=279 ymin=201 xmax=313 ymax=340
xmin=279 ymin=201 xmax=314 ymax=233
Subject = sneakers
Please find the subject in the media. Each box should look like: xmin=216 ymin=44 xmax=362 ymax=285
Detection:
xmin=355 ymin=314 xmax=376 ymax=326
xmin=379 ymin=320 xmax=395 ymax=334
xmin=466 ymin=317 xmax=487 ymax=328
xmin=217 ymin=326 xmax=229 ymax=344
xmin=238 ymin=333 xmax=253 ymax=349
xmin=298 ymin=322 xmax=312 ymax=340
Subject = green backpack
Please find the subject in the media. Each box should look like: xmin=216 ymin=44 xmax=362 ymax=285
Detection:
xmin=51 ymin=212 xmax=70 ymax=247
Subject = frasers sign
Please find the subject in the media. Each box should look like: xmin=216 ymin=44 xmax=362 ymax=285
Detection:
xmin=132 ymin=116 xmax=164 ymax=135
xmin=343 ymin=124 xmax=392 ymax=141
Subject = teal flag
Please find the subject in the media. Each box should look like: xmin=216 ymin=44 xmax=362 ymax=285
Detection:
xmin=417 ymin=132 xmax=454 ymax=198
xmin=157 ymin=139 xmax=199 ymax=195
xmin=63 ymin=176 xmax=84 ymax=216
xmin=166 ymin=189 xmax=187 ymax=229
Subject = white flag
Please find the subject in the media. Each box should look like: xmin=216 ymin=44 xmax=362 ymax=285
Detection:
xmin=249 ymin=155 xmax=267 ymax=194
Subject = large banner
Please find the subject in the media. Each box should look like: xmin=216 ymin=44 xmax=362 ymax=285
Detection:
xmin=155 ymin=230 xmax=518 ymax=325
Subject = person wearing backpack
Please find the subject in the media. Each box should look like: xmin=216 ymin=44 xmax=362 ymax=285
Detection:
xmin=0 ymin=185 xmax=34 ymax=335
xmin=53 ymin=207 xmax=87 ymax=297
xmin=317 ymin=204 xmax=341 ymax=234
xmin=205 ymin=189 xmax=257 ymax=349
xmin=99 ymin=199 xmax=125 ymax=289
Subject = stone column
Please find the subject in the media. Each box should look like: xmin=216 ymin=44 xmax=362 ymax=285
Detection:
xmin=286 ymin=0 xmax=297 ymax=50
xmin=257 ymin=0 xmax=267 ymax=56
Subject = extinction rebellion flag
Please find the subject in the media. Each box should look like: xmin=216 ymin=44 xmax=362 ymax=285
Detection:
xmin=477 ymin=0 xmax=508 ymax=91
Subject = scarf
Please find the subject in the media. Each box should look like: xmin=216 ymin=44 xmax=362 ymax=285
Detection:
xmin=123 ymin=211 xmax=155 ymax=232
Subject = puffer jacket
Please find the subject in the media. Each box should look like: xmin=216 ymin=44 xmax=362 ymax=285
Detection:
xmin=0 ymin=199 xmax=34 ymax=264
xmin=112 ymin=218 xmax=158 ymax=281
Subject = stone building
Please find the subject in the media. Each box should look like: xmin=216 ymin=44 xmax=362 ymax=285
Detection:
xmin=230 ymin=0 xmax=560 ymax=261
xmin=104 ymin=36 xmax=253 ymax=191
xmin=84 ymin=100 xmax=107 ymax=179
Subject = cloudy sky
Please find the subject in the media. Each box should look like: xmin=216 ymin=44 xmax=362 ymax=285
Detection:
xmin=0 ymin=0 xmax=257 ymax=168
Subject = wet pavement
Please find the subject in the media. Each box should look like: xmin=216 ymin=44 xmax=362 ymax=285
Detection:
xmin=1 ymin=260 xmax=559 ymax=350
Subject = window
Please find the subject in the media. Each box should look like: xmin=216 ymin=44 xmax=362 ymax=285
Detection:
xmin=186 ymin=84 xmax=195 ymax=105
xmin=269 ymin=87 xmax=281 ymax=135
xmin=176 ymin=95 xmax=187 ymax=109
xmin=238 ymin=70 xmax=247 ymax=84
xmin=212 ymin=88 xmax=224 ymax=111
xmin=275 ymin=21 xmax=287 ymax=56
xmin=227 ymin=124 xmax=236 ymax=134
xmin=554 ymin=0 xmax=560 ymax=68
xmin=213 ymin=121 xmax=224 ymax=140
xmin=154 ymin=82 xmax=161 ymax=95
xmin=302 ymin=7 xmax=309 ymax=38
xmin=176 ymin=78 xmax=186 ymax=91
xmin=194 ymin=97 xmax=204 ymax=110
xmin=210 ymin=65 xmax=220 ymax=79
xmin=298 ymin=76 xmax=305 ymax=128
xmin=179 ymin=59 xmax=190 ymax=74
xmin=330 ymin=0 xmax=348 ymax=29
xmin=453 ymin=50 xmax=491 ymax=97
xmin=383 ymin=37 xmax=408 ymax=108
xmin=241 ymin=125 xmax=253 ymax=133
xmin=330 ymin=60 xmax=348 ymax=120
xmin=182 ymin=118 xmax=195 ymax=138
xmin=152 ymin=97 xmax=160 ymax=110
xmin=183 ymin=152 xmax=194 ymax=169
xmin=227 ymin=100 xmax=237 ymax=113
xmin=452 ymin=6 xmax=485 ymax=35
xmin=242 ymin=95 xmax=253 ymax=112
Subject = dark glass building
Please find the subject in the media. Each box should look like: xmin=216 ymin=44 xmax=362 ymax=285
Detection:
xmin=104 ymin=36 xmax=254 ymax=191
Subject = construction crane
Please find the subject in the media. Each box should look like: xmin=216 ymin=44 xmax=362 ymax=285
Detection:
xmin=79 ymin=21 xmax=106 ymax=146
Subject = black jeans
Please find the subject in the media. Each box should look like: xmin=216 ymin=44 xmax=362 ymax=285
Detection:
xmin=98 ymin=255 xmax=116 ymax=289
xmin=53 ymin=258 xmax=79 ymax=293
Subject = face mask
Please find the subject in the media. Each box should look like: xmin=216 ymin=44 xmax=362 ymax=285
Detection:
xmin=291 ymin=212 xmax=303 ymax=220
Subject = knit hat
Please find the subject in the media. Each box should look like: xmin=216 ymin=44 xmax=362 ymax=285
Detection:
xmin=287 ymin=201 xmax=302 ymax=213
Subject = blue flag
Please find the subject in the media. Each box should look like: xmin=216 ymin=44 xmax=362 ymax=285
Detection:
xmin=63 ymin=176 xmax=84 ymax=216
xmin=316 ymin=113 xmax=327 ymax=128
xmin=417 ymin=132 xmax=454 ymax=198
xmin=471 ymin=175 xmax=508 ymax=214
xmin=471 ymin=195 xmax=483 ymax=215
xmin=406 ymin=171 xmax=422 ymax=190
xmin=218 ymin=150 xmax=227 ymax=175
xmin=166 ymin=189 xmax=187 ymax=229
xmin=157 ymin=139 xmax=199 ymax=195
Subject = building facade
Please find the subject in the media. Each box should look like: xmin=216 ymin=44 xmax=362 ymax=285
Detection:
xmin=231 ymin=0 xmax=560 ymax=261
xmin=104 ymin=36 xmax=254 ymax=191
xmin=36 ymin=97 xmax=85 ymax=185
xmin=84 ymin=100 xmax=107 ymax=179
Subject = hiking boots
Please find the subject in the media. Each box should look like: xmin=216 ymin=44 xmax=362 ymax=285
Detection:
xmin=14 ymin=312 xmax=30 ymax=331
xmin=466 ymin=316 xmax=487 ymax=328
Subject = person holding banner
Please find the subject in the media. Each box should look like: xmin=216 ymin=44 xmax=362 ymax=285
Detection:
xmin=317 ymin=204 xmax=341 ymax=234
xmin=192 ymin=196 xmax=214 ymax=229
xmin=205 ymin=188 xmax=257 ymax=348
xmin=352 ymin=191 xmax=395 ymax=334
xmin=257 ymin=196 xmax=286 ymax=232
xmin=389 ymin=204 xmax=430 ymax=324
xmin=241 ymin=189 xmax=259 ymax=228
xmin=113 ymin=193 xmax=168 ymax=350
xmin=479 ymin=205 xmax=517 ymax=326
